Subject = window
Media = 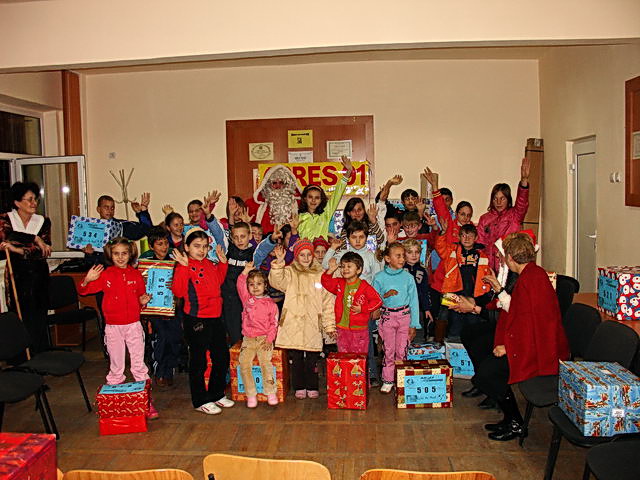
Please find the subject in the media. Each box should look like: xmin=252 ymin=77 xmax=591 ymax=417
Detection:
xmin=0 ymin=110 xmax=42 ymax=156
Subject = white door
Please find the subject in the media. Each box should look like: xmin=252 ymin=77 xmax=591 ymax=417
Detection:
xmin=574 ymin=139 xmax=597 ymax=292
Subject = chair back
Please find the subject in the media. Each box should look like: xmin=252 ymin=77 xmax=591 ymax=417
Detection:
xmin=555 ymin=275 xmax=580 ymax=318
xmin=203 ymin=453 xmax=331 ymax=480
xmin=563 ymin=303 xmax=601 ymax=359
xmin=360 ymin=470 xmax=496 ymax=480
xmin=49 ymin=275 xmax=80 ymax=310
xmin=0 ymin=311 xmax=31 ymax=360
xmin=585 ymin=321 xmax=640 ymax=368
xmin=63 ymin=469 xmax=193 ymax=480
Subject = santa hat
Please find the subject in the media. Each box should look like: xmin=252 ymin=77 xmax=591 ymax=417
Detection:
xmin=313 ymin=237 xmax=330 ymax=250
xmin=495 ymin=229 xmax=540 ymax=256
xmin=293 ymin=239 xmax=314 ymax=258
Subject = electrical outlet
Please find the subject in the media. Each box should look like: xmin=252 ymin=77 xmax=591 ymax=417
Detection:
xmin=108 ymin=152 xmax=117 ymax=160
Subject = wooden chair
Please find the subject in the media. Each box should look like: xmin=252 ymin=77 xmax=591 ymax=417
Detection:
xmin=62 ymin=469 xmax=193 ymax=480
xmin=360 ymin=470 xmax=496 ymax=480
xmin=202 ymin=453 xmax=331 ymax=480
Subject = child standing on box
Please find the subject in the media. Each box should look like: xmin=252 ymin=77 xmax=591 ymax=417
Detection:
xmin=269 ymin=239 xmax=336 ymax=399
xmin=237 ymin=261 xmax=280 ymax=408
xmin=79 ymin=237 xmax=158 ymax=419
xmin=372 ymin=242 xmax=420 ymax=393
xmin=171 ymin=228 xmax=234 ymax=415
xmin=322 ymin=252 xmax=382 ymax=354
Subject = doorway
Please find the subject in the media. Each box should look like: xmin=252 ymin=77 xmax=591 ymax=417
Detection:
xmin=573 ymin=137 xmax=597 ymax=292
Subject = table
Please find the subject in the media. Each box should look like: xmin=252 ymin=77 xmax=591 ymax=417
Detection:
xmin=573 ymin=292 xmax=640 ymax=336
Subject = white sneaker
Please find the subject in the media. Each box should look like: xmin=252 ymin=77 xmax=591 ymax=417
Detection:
xmin=380 ymin=382 xmax=394 ymax=394
xmin=195 ymin=402 xmax=222 ymax=415
xmin=215 ymin=396 xmax=235 ymax=408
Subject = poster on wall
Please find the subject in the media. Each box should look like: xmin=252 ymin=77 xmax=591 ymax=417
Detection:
xmin=287 ymin=129 xmax=313 ymax=148
xmin=249 ymin=142 xmax=274 ymax=161
xmin=327 ymin=140 xmax=352 ymax=159
xmin=288 ymin=151 xmax=313 ymax=163
xmin=258 ymin=161 xmax=369 ymax=195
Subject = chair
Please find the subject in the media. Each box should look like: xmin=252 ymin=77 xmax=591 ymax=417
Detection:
xmin=583 ymin=439 xmax=640 ymax=480
xmin=63 ymin=469 xmax=193 ymax=480
xmin=543 ymin=321 xmax=640 ymax=480
xmin=518 ymin=303 xmax=602 ymax=446
xmin=203 ymin=453 xmax=331 ymax=480
xmin=555 ymin=275 xmax=580 ymax=318
xmin=359 ymin=470 xmax=496 ymax=480
xmin=47 ymin=275 xmax=101 ymax=352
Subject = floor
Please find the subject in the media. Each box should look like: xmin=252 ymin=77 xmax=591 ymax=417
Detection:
xmin=2 ymin=339 xmax=587 ymax=480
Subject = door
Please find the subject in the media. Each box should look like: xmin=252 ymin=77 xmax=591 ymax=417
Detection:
xmin=574 ymin=139 xmax=597 ymax=292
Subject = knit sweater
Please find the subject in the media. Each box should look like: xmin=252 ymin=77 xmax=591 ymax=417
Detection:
xmin=372 ymin=266 xmax=420 ymax=328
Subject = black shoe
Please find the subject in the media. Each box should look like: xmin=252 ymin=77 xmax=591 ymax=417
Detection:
xmin=462 ymin=386 xmax=482 ymax=398
xmin=487 ymin=420 xmax=528 ymax=441
xmin=477 ymin=396 xmax=497 ymax=409
xmin=484 ymin=419 xmax=510 ymax=432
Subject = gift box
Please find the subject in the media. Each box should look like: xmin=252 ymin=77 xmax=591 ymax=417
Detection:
xmin=228 ymin=342 xmax=289 ymax=403
xmin=597 ymin=266 xmax=640 ymax=320
xmin=98 ymin=415 xmax=147 ymax=436
xmin=96 ymin=381 xmax=149 ymax=435
xmin=395 ymin=359 xmax=452 ymax=409
xmin=0 ymin=433 xmax=57 ymax=480
xmin=327 ymin=353 xmax=368 ymax=410
xmin=444 ymin=342 xmax=475 ymax=379
xmin=407 ymin=342 xmax=446 ymax=361
xmin=559 ymin=361 xmax=640 ymax=437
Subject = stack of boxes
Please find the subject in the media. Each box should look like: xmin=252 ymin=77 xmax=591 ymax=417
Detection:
xmin=96 ymin=381 xmax=150 ymax=435
xmin=228 ymin=342 xmax=289 ymax=403
xmin=597 ymin=266 xmax=640 ymax=320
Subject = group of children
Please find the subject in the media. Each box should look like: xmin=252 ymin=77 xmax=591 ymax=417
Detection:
xmin=78 ymin=155 xmax=530 ymax=416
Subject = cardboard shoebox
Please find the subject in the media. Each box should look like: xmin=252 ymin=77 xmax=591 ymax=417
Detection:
xmin=395 ymin=359 xmax=452 ymax=409
xmin=597 ymin=266 xmax=640 ymax=321
xmin=96 ymin=381 xmax=149 ymax=435
xmin=327 ymin=353 xmax=368 ymax=410
xmin=0 ymin=433 xmax=57 ymax=480
xmin=407 ymin=342 xmax=446 ymax=361
xmin=559 ymin=361 xmax=640 ymax=437
xmin=444 ymin=342 xmax=474 ymax=379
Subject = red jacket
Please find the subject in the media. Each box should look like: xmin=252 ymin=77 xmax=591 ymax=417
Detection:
xmin=433 ymin=234 xmax=492 ymax=297
xmin=172 ymin=258 xmax=228 ymax=318
xmin=321 ymin=273 xmax=382 ymax=329
xmin=78 ymin=265 xmax=146 ymax=325
xmin=494 ymin=262 xmax=569 ymax=384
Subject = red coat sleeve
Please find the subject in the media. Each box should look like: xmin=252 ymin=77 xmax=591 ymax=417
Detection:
xmin=77 ymin=271 xmax=106 ymax=296
xmin=171 ymin=264 xmax=189 ymax=299
xmin=363 ymin=282 xmax=383 ymax=313
xmin=321 ymin=272 xmax=341 ymax=295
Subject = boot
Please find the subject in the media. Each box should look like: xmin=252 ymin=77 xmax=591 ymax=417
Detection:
xmin=462 ymin=386 xmax=483 ymax=398
xmin=487 ymin=389 xmax=527 ymax=442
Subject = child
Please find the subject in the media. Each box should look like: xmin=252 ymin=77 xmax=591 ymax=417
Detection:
xmin=171 ymin=228 xmax=233 ymax=415
xmin=250 ymin=222 xmax=264 ymax=243
xmin=186 ymin=199 xmax=204 ymax=226
xmin=139 ymin=226 xmax=181 ymax=387
xmin=237 ymin=261 xmax=279 ymax=407
xmin=402 ymin=239 xmax=433 ymax=341
xmin=164 ymin=212 xmax=185 ymax=249
xmin=269 ymin=240 xmax=336 ymax=399
xmin=78 ymin=237 xmax=158 ymax=419
xmin=376 ymin=175 xmax=430 ymax=233
xmin=321 ymin=252 xmax=382 ymax=354
xmin=372 ymin=242 xmax=420 ymax=393
xmin=313 ymin=237 xmax=329 ymax=264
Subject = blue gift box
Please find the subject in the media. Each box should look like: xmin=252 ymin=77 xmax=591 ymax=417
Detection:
xmin=559 ymin=361 xmax=640 ymax=437
xmin=445 ymin=342 xmax=475 ymax=379
xmin=407 ymin=342 xmax=446 ymax=361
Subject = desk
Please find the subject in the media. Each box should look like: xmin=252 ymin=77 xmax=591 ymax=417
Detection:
xmin=573 ymin=292 xmax=640 ymax=336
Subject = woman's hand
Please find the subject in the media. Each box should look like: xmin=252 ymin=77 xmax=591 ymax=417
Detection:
xmin=171 ymin=249 xmax=189 ymax=267
xmin=493 ymin=345 xmax=506 ymax=357
xmin=452 ymin=296 xmax=476 ymax=313
xmin=423 ymin=166 xmax=438 ymax=190
xmin=216 ymin=244 xmax=227 ymax=264
xmin=0 ymin=241 xmax=24 ymax=255
xmin=520 ymin=156 xmax=530 ymax=187
xmin=34 ymin=236 xmax=51 ymax=257
xmin=482 ymin=268 xmax=502 ymax=292
xmin=82 ymin=264 xmax=104 ymax=286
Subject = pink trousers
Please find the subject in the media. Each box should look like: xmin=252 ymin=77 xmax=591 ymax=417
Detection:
xmin=337 ymin=328 xmax=369 ymax=354
xmin=105 ymin=322 xmax=149 ymax=385
xmin=378 ymin=307 xmax=411 ymax=383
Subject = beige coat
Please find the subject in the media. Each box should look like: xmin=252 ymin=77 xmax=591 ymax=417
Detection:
xmin=269 ymin=259 xmax=335 ymax=352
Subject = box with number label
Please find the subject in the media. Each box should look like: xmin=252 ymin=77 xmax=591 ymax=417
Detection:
xmin=395 ymin=359 xmax=452 ymax=409
xmin=445 ymin=341 xmax=475 ymax=379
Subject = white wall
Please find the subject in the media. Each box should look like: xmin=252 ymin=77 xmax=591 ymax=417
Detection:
xmin=0 ymin=72 xmax=62 ymax=109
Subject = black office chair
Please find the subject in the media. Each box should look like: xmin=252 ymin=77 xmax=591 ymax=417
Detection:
xmin=584 ymin=439 xmax=640 ymax=480
xmin=543 ymin=321 xmax=640 ymax=480
xmin=47 ymin=275 xmax=101 ymax=351
xmin=556 ymin=274 xmax=580 ymax=318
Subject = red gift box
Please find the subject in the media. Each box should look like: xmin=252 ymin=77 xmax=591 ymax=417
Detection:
xmin=96 ymin=381 xmax=150 ymax=419
xmin=0 ymin=433 xmax=57 ymax=480
xmin=327 ymin=353 xmax=368 ymax=410
xmin=98 ymin=415 xmax=147 ymax=436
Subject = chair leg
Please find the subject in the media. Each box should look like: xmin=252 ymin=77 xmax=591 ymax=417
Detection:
xmin=582 ymin=462 xmax=591 ymax=480
xmin=544 ymin=425 xmax=563 ymax=480
xmin=40 ymin=388 xmax=59 ymax=439
xmin=35 ymin=392 xmax=52 ymax=434
xmin=82 ymin=321 xmax=86 ymax=352
xmin=519 ymin=401 xmax=534 ymax=447
xmin=76 ymin=370 xmax=92 ymax=412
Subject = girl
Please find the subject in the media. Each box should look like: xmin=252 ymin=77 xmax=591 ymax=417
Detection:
xmin=171 ymin=228 xmax=233 ymax=415
xmin=78 ymin=237 xmax=158 ymax=419
xmin=237 ymin=261 xmax=279 ymax=408
xmin=164 ymin=212 xmax=184 ymax=249
xmin=269 ymin=240 xmax=336 ymax=399
xmin=335 ymin=198 xmax=385 ymax=246
xmin=297 ymin=155 xmax=353 ymax=240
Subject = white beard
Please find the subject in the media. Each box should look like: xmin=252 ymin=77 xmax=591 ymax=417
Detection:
xmin=265 ymin=186 xmax=296 ymax=225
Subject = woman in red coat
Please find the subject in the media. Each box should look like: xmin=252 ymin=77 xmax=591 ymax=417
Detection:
xmin=473 ymin=233 xmax=569 ymax=441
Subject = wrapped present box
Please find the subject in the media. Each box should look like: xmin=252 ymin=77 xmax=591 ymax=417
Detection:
xmin=407 ymin=342 xmax=445 ymax=361
xmin=327 ymin=353 xmax=368 ymax=410
xmin=96 ymin=381 xmax=149 ymax=435
xmin=597 ymin=266 xmax=640 ymax=320
xmin=444 ymin=342 xmax=475 ymax=379
xmin=395 ymin=359 xmax=452 ymax=409
xmin=559 ymin=361 xmax=640 ymax=437
xmin=228 ymin=342 xmax=289 ymax=403
xmin=0 ymin=433 xmax=56 ymax=480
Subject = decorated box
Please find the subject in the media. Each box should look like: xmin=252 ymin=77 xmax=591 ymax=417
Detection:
xmin=444 ymin=342 xmax=475 ymax=379
xmin=597 ymin=266 xmax=640 ymax=320
xmin=559 ymin=361 xmax=640 ymax=437
xmin=138 ymin=259 xmax=176 ymax=316
xmin=227 ymin=342 xmax=289 ymax=403
xmin=66 ymin=216 xmax=121 ymax=252
xmin=395 ymin=359 xmax=452 ymax=409
xmin=327 ymin=353 xmax=368 ymax=410
xmin=96 ymin=381 xmax=149 ymax=435
xmin=0 ymin=433 xmax=57 ymax=480
xmin=407 ymin=342 xmax=446 ymax=361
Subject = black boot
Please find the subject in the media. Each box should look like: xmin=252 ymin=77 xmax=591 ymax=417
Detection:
xmin=484 ymin=418 xmax=510 ymax=432
xmin=487 ymin=388 xmax=527 ymax=442
xmin=477 ymin=396 xmax=497 ymax=409
xmin=462 ymin=386 xmax=482 ymax=398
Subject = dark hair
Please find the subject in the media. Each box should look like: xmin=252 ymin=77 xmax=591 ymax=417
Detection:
xmin=488 ymin=183 xmax=513 ymax=211
xmin=187 ymin=199 xmax=203 ymax=209
xmin=165 ymin=212 xmax=184 ymax=226
xmin=384 ymin=210 xmax=402 ymax=222
xmin=299 ymin=185 xmax=327 ymax=214
xmin=346 ymin=220 xmax=367 ymax=238
xmin=97 ymin=195 xmax=114 ymax=206
xmin=226 ymin=196 xmax=246 ymax=219
xmin=11 ymin=182 xmax=40 ymax=206
xmin=440 ymin=187 xmax=453 ymax=198
xmin=340 ymin=251 xmax=364 ymax=272
xmin=459 ymin=224 xmax=478 ymax=237
xmin=250 ymin=222 xmax=263 ymax=230
xmin=383 ymin=241 xmax=405 ymax=258
xmin=343 ymin=198 xmax=371 ymax=229
xmin=280 ymin=224 xmax=292 ymax=238
xmin=231 ymin=221 xmax=251 ymax=234
xmin=402 ymin=211 xmax=421 ymax=224
xmin=247 ymin=269 xmax=268 ymax=285
xmin=184 ymin=229 xmax=209 ymax=246
xmin=104 ymin=237 xmax=138 ymax=266
xmin=455 ymin=201 xmax=473 ymax=214
xmin=401 ymin=189 xmax=419 ymax=201
xmin=147 ymin=226 xmax=169 ymax=247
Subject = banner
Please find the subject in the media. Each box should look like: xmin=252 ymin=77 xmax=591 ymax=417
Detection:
xmin=258 ymin=161 xmax=369 ymax=195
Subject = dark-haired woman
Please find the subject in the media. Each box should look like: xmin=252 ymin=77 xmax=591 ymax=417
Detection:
xmin=0 ymin=182 xmax=52 ymax=353
xmin=477 ymin=157 xmax=530 ymax=271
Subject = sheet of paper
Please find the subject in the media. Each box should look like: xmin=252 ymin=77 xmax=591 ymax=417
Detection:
xmin=249 ymin=142 xmax=274 ymax=161
xmin=327 ymin=140 xmax=352 ymax=159
xmin=288 ymin=151 xmax=313 ymax=163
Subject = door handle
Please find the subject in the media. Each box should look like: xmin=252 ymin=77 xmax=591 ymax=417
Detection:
xmin=586 ymin=234 xmax=597 ymax=239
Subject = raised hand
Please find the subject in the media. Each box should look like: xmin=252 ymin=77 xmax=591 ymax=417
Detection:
xmin=340 ymin=155 xmax=354 ymax=175
xmin=482 ymin=268 xmax=502 ymax=292
xmin=423 ymin=167 xmax=438 ymax=189
xmin=387 ymin=175 xmax=403 ymax=186
xmin=130 ymin=201 xmax=141 ymax=213
xmin=242 ymin=260 xmax=255 ymax=275
xmin=216 ymin=244 xmax=227 ymax=264
xmin=367 ymin=203 xmax=378 ymax=224
xmin=327 ymin=257 xmax=339 ymax=274
xmin=417 ymin=200 xmax=427 ymax=218
xmin=329 ymin=236 xmax=343 ymax=251
xmin=271 ymin=224 xmax=283 ymax=242
xmin=140 ymin=192 xmax=151 ymax=210
xmin=273 ymin=244 xmax=286 ymax=263
xmin=171 ymin=249 xmax=189 ymax=267
xmin=440 ymin=217 xmax=449 ymax=235
xmin=424 ymin=214 xmax=436 ymax=227
xmin=289 ymin=210 xmax=300 ymax=233
xmin=238 ymin=207 xmax=253 ymax=223
xmin=228 ymin=197 xmax=238 ymax=216
xmin=520 ymin=156 xmax=530 ymax=186
xmin=162 ymin=204 xmax=174 ymax=216
xmin=386 ymin=229 xmax=398 ymax=244
xmin=139 ymin=293 xmax=152 ymax=306
xmin=82 ymin=264 xmax=104 ymax=285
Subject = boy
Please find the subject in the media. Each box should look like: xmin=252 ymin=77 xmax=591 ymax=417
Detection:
xmin=376 ymin=175 xmax=431 ymax=233
xmin=321 ymin=252 xmax=382 ymax=354
xmin=250 ymin=222 xmax=264 ymax=243
xmin=402 ymin=239 xmax=433 ymax=341
xmin=139 ymin=226 xmax=182 ymax=387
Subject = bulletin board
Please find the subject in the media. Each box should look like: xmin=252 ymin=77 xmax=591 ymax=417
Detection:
xmin=226 ymin=115 xmax=375 ymax=202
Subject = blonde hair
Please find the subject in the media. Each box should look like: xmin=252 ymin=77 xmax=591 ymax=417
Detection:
xmin=402 ymin=238 xmax=422 ymax=252
xmin=504 ymin=233 xmax=536 ymax=264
